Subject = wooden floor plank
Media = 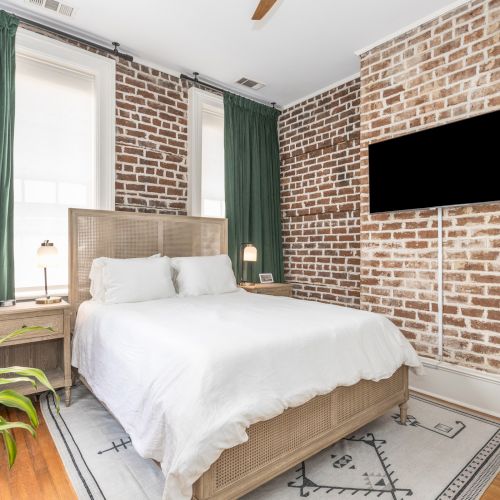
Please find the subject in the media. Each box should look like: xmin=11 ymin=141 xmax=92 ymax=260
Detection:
xmin=36 ymin=407 xmax=77 ymax=500
xmin=0 ymin=403 xmax=76 ymax=500
xmin=0 ymin=398 xmax=498 ymax=499
xmin=22 ymin=408 xmax=59 ymax=500
xmin=0 ymin=444 xmax=13 ymax=500
xmin=482 ymin=474 xmax=500 ymax=500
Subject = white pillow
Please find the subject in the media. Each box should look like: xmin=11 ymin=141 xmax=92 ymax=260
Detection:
xmin=89 ymin=254 xmax=160 ymax=302
xmin=171 ymin=255 xmax=237 ymax=297
xmin=102 ymin=256 xmax=176 ymax=304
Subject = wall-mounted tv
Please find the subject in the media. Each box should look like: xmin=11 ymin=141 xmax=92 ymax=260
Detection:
xmin=368 ymin=110 xmax=499 ymax=214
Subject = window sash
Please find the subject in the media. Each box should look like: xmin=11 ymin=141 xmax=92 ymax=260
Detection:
xmin=14 ymin=29 xmax=115 ymax=297
xmin=187 ymin=87 xmax=225 ymax=218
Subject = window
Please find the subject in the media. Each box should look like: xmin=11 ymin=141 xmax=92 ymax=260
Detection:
xmin=188 ymin=88 xmax=225 ymax=217
xmin=14 ymin=30 xmax=115 ymax=297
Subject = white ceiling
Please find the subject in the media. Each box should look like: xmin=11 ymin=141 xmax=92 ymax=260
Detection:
xmin=1 ymin=0 xmax=463 ymax=107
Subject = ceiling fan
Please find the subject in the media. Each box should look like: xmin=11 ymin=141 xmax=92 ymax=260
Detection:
xmin=252 ymin=0 xmax=278 ymax=20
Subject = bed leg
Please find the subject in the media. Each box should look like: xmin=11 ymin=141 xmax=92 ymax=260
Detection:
xmin=399 ymin=401 xmax=408 ymax=424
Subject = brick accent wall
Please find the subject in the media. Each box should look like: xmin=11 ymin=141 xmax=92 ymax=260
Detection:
xmin=114 ymin=63 xmax=188 ymax=214
xmin=359 ymin=0 xmax=500 ymax=372
xmin=21 ymin=23 xmax=193 ymax=215
xmin=279 ymin=79 xmax=361 ymax=306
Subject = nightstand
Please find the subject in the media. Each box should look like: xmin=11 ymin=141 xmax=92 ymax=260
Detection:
xmin=240 ymin=283 xmax=293 ymax=297
xmin=0 ymin=300 xmax=72 ymax=406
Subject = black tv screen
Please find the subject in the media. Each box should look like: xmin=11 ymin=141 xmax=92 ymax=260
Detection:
xmin=368 ymin=110 xmax=499 ymax=213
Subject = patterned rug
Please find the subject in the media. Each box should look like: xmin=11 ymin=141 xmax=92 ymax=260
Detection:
xmin=40 ymin=384 xmax=499 ymax=500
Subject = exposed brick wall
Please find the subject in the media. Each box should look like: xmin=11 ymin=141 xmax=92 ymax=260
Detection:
xmin=279 ymin=79 xmax=361 ymax=306
xmin=20 ymin=22 xmax=194 ymax=215
xmin=114 ymin=62 xmax=188 ymax=213
xmin=359 ymin=0 xmax=500 ymax=372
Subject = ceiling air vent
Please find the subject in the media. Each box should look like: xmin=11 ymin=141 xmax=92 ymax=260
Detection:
xmin=44 ymin=0 xmax=59 ymax=11
xmin=236 ymin=77 xmax=265 ymax=90
xmin=58 ymin=3 xmax=74 ymax=16
xmin=26 ymin=0 xmax=76 ymax=17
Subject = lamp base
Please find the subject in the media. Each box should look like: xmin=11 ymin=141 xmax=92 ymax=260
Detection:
xmin=0 ymin=299 xmax=16 ymax=307
xmin=239 ymin=281 xmax=255 ymax=287
xmin=35 ymin=296 xmax=62 ymax=305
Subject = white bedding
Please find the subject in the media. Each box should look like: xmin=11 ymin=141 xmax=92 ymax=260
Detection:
xmin=72 ymin=289 xmax=422 ymax=500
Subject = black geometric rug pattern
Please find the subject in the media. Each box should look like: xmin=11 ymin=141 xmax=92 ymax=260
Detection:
xmin=391 ymin=412 xmax=466 ymax=439
xmin=288 ymin=433 xmax=414 ymax=498
xmin=244 ymin=394 xmax=500 ymax=499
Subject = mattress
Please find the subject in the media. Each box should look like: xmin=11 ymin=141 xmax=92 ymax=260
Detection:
xmin=72 ymin=289 xmax=422 ymax=500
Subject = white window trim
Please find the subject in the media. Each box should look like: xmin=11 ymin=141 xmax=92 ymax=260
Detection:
xmin=16 ymin=28 xmax=116 ymax=210
xmin=187 ymin=87 xmax=223 ymax=216
xmin=14 ymin=29 xmax=115 ymax=299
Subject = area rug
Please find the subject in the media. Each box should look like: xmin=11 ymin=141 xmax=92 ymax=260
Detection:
xmin=40 ymin=384 xmax=499 ymax=500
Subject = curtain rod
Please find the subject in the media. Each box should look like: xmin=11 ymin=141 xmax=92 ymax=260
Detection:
xmin=14 ymin=13 xmax=134 ymax=62
xmin=181 ymin=72 xmax=277 ymax=109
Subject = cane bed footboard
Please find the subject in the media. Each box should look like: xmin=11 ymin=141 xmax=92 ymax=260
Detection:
xmin=193 ymin=365 xmax=408 ymax=499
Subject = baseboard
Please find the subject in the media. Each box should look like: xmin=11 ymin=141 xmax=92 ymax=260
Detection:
xmin=409 ymin=357 xmax=500 ymax=418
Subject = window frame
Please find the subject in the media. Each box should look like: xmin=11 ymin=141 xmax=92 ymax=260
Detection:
xmin=14 ymin=29 xmax=116 ymax=298
xmin=16 ymin=28 xmax=116 ymax=211
xmin=187 ymin=87 xmax=224 ymax=217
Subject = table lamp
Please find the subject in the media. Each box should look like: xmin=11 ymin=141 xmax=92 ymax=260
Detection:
xmin=36 ymin=240 xmax=61 ymax=304
xmin=239 ymin=243 xmax=257 ymax=285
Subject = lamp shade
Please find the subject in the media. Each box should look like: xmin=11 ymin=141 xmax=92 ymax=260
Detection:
xmin=243 ymin=244 xmax=257 ymax=262
xmin=37 ymin=240 xmax=58 ymax=268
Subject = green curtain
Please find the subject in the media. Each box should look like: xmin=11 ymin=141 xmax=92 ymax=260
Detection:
xmin=224 ymin=93 xmax=284 ymax=283
xmin=0 ymin=11 xmax=18 ymax=303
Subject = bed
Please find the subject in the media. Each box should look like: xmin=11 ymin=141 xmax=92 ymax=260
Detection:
xmin=68 ymin=208 xmax=421 ymax=500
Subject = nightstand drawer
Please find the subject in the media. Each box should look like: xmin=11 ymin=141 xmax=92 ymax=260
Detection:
xmin=0 ymin=313 xmax=64 ymax=345
xmin=256 ymin=286 xmax=292 ymax=297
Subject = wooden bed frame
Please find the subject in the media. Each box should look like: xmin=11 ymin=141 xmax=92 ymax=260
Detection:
xmin=68 ymin=208 xmax=409 ymax=500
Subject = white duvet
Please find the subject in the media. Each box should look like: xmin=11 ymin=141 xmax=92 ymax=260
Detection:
xmin=72 ymin=290 xmax=422 ymax=500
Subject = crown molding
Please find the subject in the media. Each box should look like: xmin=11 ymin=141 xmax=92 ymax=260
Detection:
xmin=355 ymin=0 xmax=470 ymax=56
xmin=283 ymin=72 xmax=360 ymax=110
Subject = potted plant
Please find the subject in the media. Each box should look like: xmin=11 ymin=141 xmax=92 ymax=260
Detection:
xmin=0 ymin=327 xmax=59 ymax=467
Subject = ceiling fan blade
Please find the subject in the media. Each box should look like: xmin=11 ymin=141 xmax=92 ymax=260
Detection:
xmin=252 ymin=0 xmax=278 ymax=20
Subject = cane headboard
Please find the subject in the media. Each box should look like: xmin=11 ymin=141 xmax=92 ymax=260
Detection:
xmin=68 ymin=208 xmax=228 ymax=328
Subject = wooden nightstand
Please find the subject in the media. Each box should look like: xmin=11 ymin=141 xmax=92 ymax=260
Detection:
xmin=240 ymin=283 xmax=293 ymax=297
xmin=0 ymin=300 xmax=72 ymax=406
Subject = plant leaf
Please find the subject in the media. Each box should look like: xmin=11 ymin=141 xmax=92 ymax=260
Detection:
xmin=0 ymin=421 xmax=36 ymax=436
xmin=0 ymin=367 xmax=60 ymax=411
xmin=0 ymin=428 xmax=16 ymax=468
xmin=0 ymin=390 xmax=39 ymax=428
xmin=0 ymin=326 xmax=53 ymax=345
xmin=0 ymin=366 xmax=55 ymax=389
xmin=0 ymin=376 xmax=37 ymax=387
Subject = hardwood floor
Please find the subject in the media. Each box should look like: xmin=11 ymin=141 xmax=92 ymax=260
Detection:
xmin=482 ymin=474 xmax=500 ymax=500
xmin=0 ymin=400 xmax=498 ymax=499
xmin=0 ymin=403 xmax=76 ymax=500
